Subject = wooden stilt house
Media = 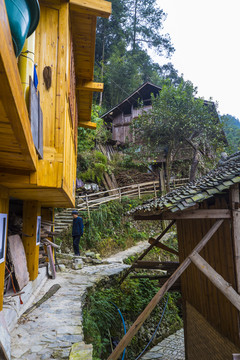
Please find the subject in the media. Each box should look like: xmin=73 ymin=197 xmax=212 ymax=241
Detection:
xmin=108 ymin=151 xmax=240 ymax=360
xmin=0 ymin=0 xmax=111 ymax=357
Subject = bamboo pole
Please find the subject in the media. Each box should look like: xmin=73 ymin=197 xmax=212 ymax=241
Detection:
xmin=190 ymin=252 xmax=240 ymax=311
xmin=108 ymin=219 xmax=224 ymax=360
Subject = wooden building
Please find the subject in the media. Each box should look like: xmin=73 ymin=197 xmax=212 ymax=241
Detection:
xmin=0 ymin=0 xmax=111 ymax=356
xmin=108 ymin=151 xmax=240 ymax=360
xmin=101 ymin=82 xmax=161 ymax=144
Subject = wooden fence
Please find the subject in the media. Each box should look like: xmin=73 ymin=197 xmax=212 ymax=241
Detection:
xmin=76 ymin=178 xmax=189 ymax=215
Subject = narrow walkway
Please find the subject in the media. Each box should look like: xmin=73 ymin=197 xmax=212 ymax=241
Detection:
xmin=10 ymin=241 xmax=150 ymax=360
xmin=141 ymin=329 xmax=185 ymax=360
xmin=10 ymin=240 xmax=185 ymax=360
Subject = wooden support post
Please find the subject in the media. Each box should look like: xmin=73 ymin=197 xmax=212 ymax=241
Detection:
xmin=118 ymin=189 xmax=121 ymax=202
xmin=22 ymin=201 xmax=41 ymax=281
xmin=120 ymin=220 xmax=176 ymax=283
xmin=85 ymin=195 xmax=90 ymax=218
xmin=153 ymin=182 xmax=157 ymax=198
xmin=138 ymin=184 xmax=141 ymax=199
xmin=0 ymin=186 xmax=9 ymax=311
xmin=108 ymin=219 xmax=224 ymax=360
xmin=148 ymin=237 xmax=179 ymax=256
xmin=230 ymin=184 xmax=240 ymax=292
xmin=190 ymin=252 xmax=240 ymax=311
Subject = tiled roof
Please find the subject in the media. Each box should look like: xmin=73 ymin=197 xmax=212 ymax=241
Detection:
xmin=131 ymin=151 xmax=240 ymax=215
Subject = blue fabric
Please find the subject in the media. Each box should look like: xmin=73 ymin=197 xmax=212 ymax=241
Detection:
xmin=33 ymin=64 xmax=38 ymax=89
xmin=72 ymin=216 xmax=84 ymax=236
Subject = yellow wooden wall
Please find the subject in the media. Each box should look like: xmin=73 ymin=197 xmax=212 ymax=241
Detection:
xmin=34 ymin=2 xmax=76 ymax=205
xmin=0 ymin=186 xmax=9 ymax=311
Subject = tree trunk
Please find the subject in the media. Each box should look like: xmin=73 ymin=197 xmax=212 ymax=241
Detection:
xmin=132 ymin=0 xmax=138 ymax=53
xmin=165 ymin=145 xmax=173 ymax=192
xmin=190 ymin=148 xmax=199 ymax=182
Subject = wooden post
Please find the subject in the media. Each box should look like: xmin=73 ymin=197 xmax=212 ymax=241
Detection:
xmin=85 ymin=194 xmax=90 ymax=218
xmin=22 ymin=201 xmax=41 ymax=281
xmin=148 ymin=237 xmax=179 ymax=256
xmin=0 ymin=186 xmax=9 ymax=311
xmin=108 ymin=219 xmax=224 ymax=360
xmin=230 ymin=184 xmax=240 ymax=292
xmin=119 ymin=189 xmax=121 ymax=202
xmin=138 ymin=184 xmax=141 ymax=199
xmin=153 ymin=182 xmax=157 ymax=198
xmin=120 ymin=220 xmax=176 ymax=283
xmin=190 ymin=252 xmax=240 ymax=311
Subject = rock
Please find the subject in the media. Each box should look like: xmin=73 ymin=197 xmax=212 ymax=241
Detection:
xmin=85 ymin=251 xmax=95 ymax=257
xmin=72 ymin=259 xmax=83 ymax=270
xmin=57 ymin=253 xmax=74 ymax=260
xmin=82 ymin=257 xmax=93 ymax=263
xmin=57 ymin=264 xmax=66 ymax=272
xmin=95 ymin=253 xmax=102 ymax=260
xmin=92 ymin=259 xmax=102 ymax=265
xmin=69 ymin=342 xmax=93 ymax=360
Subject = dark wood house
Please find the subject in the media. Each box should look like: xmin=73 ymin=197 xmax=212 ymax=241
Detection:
xmin=101 ymin=82 xmax=161 ymax=144
xmin=108 ymin=151 xmax=240 ymax=360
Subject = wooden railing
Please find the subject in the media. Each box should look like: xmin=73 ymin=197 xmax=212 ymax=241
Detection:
xmin=76 ymin=178 xmax=189 ymax=215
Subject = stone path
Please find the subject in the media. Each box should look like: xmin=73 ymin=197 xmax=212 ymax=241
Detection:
xmin=10 ymin=240 xmax=185 ymax=360
xmin=141 ymin=329 xmax=185 ymax=360
xmin=10 ymin=241 xmax=149 ymax=360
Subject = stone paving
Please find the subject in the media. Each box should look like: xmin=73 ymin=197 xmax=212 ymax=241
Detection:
xmin=10 ymin=241 xmax=150 ymax=360
xmin=141 ymin=329 xmax=185 ymax=360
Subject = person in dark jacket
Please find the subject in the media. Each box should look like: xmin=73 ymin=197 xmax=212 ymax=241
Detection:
xmin=72 ymin=210 xmax=84 ymax=256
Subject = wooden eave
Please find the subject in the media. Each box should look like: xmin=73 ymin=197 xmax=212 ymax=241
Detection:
xmin=70 ymin=0 xmax=111 ymax=126
xmin=0 ymin=0 xmax=37 ymax=171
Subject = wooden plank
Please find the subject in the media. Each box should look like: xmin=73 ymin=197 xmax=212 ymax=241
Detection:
xmin=120 ymin=220 xmax=175 ymax=283
xmin=190 ymin=252 xmax=240 ymax=311
xmin=108 ymin=219 xmax=224 ymax=360
xmin=78 ymin=121 xmax=96 ymax=129
xmin=76 ymin=80 xmax=103 ymax=92
xmin=134 ymin=209 xmax=231 ymax=221
xmin=70 ymin=0 xmax=111 ymax=18
xmin=148 ymin=237 xmax=179 ymax=256
xmin=231 ymin=184 xmax=240 ymax=292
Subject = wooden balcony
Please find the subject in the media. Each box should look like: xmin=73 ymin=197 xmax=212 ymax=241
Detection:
xmin=0 ymin=0 xmax=37 ymax=172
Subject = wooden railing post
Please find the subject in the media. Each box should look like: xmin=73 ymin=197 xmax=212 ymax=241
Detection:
xmin=119 ymin=189 xmax=122 ymax=202
xmin=153 ymin=182 xmax=157 ymax=198
xmin=85 ymin=194 xmax=90 ymax=218
xmin=138 ymin=184 xmax=141 ymax=199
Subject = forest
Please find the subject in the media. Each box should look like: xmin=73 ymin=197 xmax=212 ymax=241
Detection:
xmin=77 ymin=0 xmax=240 ymax=190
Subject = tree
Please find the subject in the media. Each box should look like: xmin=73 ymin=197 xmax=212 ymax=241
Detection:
xmin=221 ymin=114 xmax=240 ymax=153
xmin=132 ymin=81 xmax=225 ymax=190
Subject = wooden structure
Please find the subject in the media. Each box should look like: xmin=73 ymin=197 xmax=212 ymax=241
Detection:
xmin=0 ymin=0 xmax=111 ymax=319
xmin=101 ymin=82 xmax=161 ymax=144
xmin=108 ymin=151 xmax=240 ymax=360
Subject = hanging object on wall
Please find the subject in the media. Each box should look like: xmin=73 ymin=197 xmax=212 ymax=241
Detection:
xmin=43 ymin=66 xmax=52 ymax=90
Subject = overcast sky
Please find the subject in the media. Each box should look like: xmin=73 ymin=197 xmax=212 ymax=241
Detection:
xmin=155 ymin=0 xmax=240 ymax=120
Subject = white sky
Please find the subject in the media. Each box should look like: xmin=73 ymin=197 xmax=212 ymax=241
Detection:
xmin=155 ymin=0 xmax=240 ymax=120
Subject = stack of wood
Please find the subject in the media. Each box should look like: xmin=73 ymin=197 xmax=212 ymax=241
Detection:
xmin=39 ymin=220 xmax=59 ymax=277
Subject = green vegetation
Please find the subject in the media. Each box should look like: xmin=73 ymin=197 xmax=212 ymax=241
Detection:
xmin=83 ymin=278 xmax=182 ymax=360
xmin=221 ymin=114 xmax=240 ymax=152
xmin=131 ymin=81 xmax=225 ymax=188
xmin=58 ymin=196 xmax=159 ymax=256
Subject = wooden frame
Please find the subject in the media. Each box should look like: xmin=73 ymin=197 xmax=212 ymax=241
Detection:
xmin=134 ymin=209 xmax=231 ymax=221
xmin=108 ymin=219 xmax=224 ymax=360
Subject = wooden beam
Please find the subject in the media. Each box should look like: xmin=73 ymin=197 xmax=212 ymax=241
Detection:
xmin=120 ymin=220 xmax=176 ymax=283
xmin=190 ymin=252 xmax=240 ymax=311
xmin=107 ymin=219 xmax=224 ymax=360
xmin=134 ymin=209 xmax=231 ymax=221
xmin=76 ymin=81 xmax=104 ymax=92
xmin=134 ymin=261 xmax=179 ymax=271
xmin=22 ymin=201 xmax=41 ymax=281
xmin=78 ymin=121 xmax=96 ymax=129
xmin=148 ymin=237 xmax=179 ymax=256
xmin=230 ymin=184 xmax=240 ymax=292
xmin=70 ymin=0 xmax=112 ymax=18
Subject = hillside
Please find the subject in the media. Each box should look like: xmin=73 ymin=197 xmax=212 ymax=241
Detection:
xmin=221 ymin=114 xmax=240 ymax=152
